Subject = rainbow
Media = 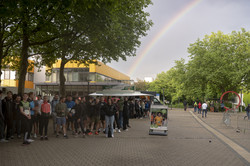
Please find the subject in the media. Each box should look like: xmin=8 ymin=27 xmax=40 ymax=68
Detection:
xmin=128 ymin=0 xmax=202 ymax=76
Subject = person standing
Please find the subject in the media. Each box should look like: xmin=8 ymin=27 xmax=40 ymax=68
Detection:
xmin=117 ymin=97 xmax=124 ymax=129
xmin=113 ymin=98 xmax=121 ymax=133
xmin=80 ymin=97 xmax=87 ymax=137
xmin=2 ymin=91 xmax=14 ymax=140
xmin=123 ymin=97 xmax=129 ymax=131
xmin=198 ymin=101 xmax=202 ymax=114
xmin=51 ymin=94 xmax=59 ymax=134
xmin=65 ymin=95 xmax=75 ymax=132
xmin=220 ymin=101 xmax=225 ymax=112
xmin=194 ymin=101 xmax=198 ymax=113
xmin=245 ymin=104 xmax=250 ymax=120
xmin=183 ymin=100 xmax=187 ymax=111
xmin=86 ymin=97 xmax=95 ymax=135
xmin=20 ymin=93 xmax=33 ymax=145
xmin=202 ymin=101 xmax=208 ymax=118
xmin=91 ymin=97 xmax=101 ymax=135
xmin=72 ymin=98 xmax=82 ymax=137
xmin=99 ymin=97 xmax=107 ymax=133
xmin=12 ymin=95 xmax=22 ymax=139
xmin=40 ymin=96 xmax=51 ymax=140
xmin=105 ymin=98 xmax=116 ymax=138
xmin=55 ymin=97 xmax=68 ymax=139
xmin=0 ymin=90 xmax=8 ymax=143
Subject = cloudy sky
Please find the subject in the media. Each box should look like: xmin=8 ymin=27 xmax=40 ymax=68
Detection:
xmin=107 ymin=0 xmax=250 ymax=81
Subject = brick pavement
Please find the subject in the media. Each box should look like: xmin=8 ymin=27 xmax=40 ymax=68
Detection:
xmin=0 ymin=109 xmax=248 ymax=166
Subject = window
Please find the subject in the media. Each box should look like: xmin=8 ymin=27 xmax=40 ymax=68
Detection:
xmin=4 ymin=70 xmax=10 ymax=79
xmin=1 ymin=71 xmax=4 ymax=80
xmin=28 ymin=73 xmax=34 ymax=82
xmin=72 ymin=71 xmax=78 ymax=81
xmin=10 ymin=71 xmax=16 ymax=79
xmin=46 ymin=75 xmax=51 ymax=82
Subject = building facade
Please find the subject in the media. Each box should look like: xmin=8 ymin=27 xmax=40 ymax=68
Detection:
xmin=35 ymin=60 xmax=131 ymax=97
xmin=0 ymin=60 xmax=35 ymax=94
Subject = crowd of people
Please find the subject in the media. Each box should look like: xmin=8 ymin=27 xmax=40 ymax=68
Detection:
xmin=0 ymin=90 xmax=151 ymax=145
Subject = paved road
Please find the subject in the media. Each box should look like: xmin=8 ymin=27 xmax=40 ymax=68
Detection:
xmin=0 ymin=109 xmax=248 ymax=166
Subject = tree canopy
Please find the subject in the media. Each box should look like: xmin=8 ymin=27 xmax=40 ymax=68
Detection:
xmin=0 ymin=0 xmax=153 ymax=95
xmin=149 ymin=29 xmax=250 ymax=103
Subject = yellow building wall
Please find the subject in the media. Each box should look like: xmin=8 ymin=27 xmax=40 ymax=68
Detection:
xmin=95 ymin=62 xmax=130 ymax=81
xmin=52 ymin=60 xmax=88 ymax=69
xmin=16 ymin=80 xmax=34 ymax=89
xmin=48 ymin=60 xmax=130 ymax=81
xmin=1 ymin=80 xmax=34 ymax=89
xmin=1 ymin=60 xmax=34 ymax=89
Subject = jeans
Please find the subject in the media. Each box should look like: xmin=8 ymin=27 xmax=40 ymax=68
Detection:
xmin=246 ymin=111 xmax=250 ymax=120
xmin=105 ymin=115 xmax=114 ymax=135
xmin=194 ymin=107 xmax=197 ymax=112
xmin=202 ymin=109 xmax=207 ymax=117
xmin=119 ymin=112 xmax=123 ymax=128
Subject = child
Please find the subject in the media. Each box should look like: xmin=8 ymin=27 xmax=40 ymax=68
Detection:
xmin=154 ymin=112 xmax=163 ymax=126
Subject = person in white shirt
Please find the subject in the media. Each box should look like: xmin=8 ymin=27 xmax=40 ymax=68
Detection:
xmin=202 ymin=102 xmax=208 ymax=118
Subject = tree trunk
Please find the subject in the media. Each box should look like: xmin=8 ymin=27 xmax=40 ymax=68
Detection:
xmin=59 ymin=58 xmax=66 ymax=97
xmin=18 ymin=34 xmax=29 ymax=95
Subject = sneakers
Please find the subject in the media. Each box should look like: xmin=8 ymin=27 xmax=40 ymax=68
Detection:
xmin=111 ymin=134 xmax=114 ymax=138
xmin=95 ymin=131 xmax=99 ymax=135
xmin=87 ymin=132 xmax=93 ymax=136
xmin=44 ymin=136 xmax=48 ymax=140
xmin=105 ymin=134 xmax=108 ymax=138
xmin=22 ymin=141 xmax=30 ymax=145
xmin=33 ymin=134 xmax=37 ymax=138
xmin=10 ymin=136 xmax=14 ymax=139
xmin=0 ymin=139 xmax=9 ymax=143
xmin=64 ymin=135 xmax=68 ymax=139
xmin=82 ymin=133 xmax=86 ymax=138
xmin=74 ymin=133 xmax=78 ymax=138
xmin=103 ymin=129 xmax=106 ymax=134
xmin=127 ymin=125 xmax=131 ymax=128
xmin=56 ymin=134 xmax=59 ymax=138
xmin=17 ymin=135 xmax=21 ymax=139
xmin=27 ymin=139 xmax=34 ymax=143
xmin=118 ymin=129 xmax=121 ymax=133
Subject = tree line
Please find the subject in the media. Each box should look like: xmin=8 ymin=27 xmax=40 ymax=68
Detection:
xmin=136 ymin=29 xmax=250 ymax=104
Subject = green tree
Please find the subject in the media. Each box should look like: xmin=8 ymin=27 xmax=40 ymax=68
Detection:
xmin=0 ymin=1 xmax=20 ymax=85
xmin=134 ymin=79 xmax=149 ymax=91
xmin=149 ymin=59 xmax=187 ymax=103
xmin=39 ymin=0 xmax=153 ymax=96
xmin=187 ymin=29 xmax=250 ymax=99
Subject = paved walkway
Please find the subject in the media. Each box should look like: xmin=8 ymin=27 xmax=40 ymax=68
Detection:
xmin=0 ymin=109 xmax=249 ymax=166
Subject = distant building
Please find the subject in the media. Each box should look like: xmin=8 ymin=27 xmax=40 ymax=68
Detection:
xmin=35 ymin=60 xmax=131 ymax=96
xmin=0 ymin=60 xmax=35 ymax=94
xmin=1 ymin=60 xmax=131 ymax=96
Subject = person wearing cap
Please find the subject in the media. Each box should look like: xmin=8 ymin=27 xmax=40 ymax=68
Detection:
xmin=245 ymin=104 xmax=250 ymax=120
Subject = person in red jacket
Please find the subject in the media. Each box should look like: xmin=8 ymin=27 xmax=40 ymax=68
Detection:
xmin=198 ymin=102 xmax=202 ymax=114
xmin=40 ymin=96 xmax=51 ymax=140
